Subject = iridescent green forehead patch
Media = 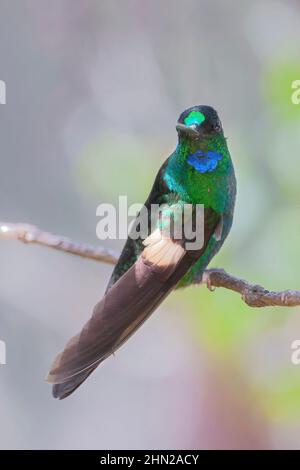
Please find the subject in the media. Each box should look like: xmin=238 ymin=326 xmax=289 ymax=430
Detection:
xmin=184 ymin=110 xmax=205 ymax=126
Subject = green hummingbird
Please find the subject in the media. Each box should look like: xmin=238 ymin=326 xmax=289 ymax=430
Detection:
xmin=47 ymin=105 xmax=236 ymax=399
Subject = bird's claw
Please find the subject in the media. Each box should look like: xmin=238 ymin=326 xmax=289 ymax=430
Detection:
xmin=202 ymin=271 xmax=216 ymax=292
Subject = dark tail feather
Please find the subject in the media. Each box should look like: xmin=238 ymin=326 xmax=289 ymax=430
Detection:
xmin=47 ymin=238 xmax=188 ymax=398
xmin=52 ymin=366 xmax=96 ymax=399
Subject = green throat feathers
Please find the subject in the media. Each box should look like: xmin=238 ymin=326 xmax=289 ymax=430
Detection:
xmin=163 ymin=133 xmax=232 ymax=214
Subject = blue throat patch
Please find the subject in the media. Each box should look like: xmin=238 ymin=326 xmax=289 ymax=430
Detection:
xmin=187 ymin=150 xmax=223 ymax=173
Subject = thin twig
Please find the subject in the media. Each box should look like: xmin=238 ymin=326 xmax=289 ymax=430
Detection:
xmin=1 ymin=221 xmax=299 ymax=308
xmin=0 ymin=221 xmax=118 ymax=265
xmin=202 ymin=269 xmax=300 ymax=307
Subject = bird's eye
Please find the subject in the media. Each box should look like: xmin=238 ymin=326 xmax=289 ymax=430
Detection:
xmin=214 ymin=122 xmax=221 ymax=132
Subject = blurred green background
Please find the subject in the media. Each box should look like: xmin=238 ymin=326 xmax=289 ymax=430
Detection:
xmin=0 ymin=0 xmax=300 ymax=450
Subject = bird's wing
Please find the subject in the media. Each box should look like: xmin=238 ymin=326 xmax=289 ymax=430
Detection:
xmin=47 ymin=207 xmax=219 ymax=399
xmin=105 ymin=158 xmax=171 ymax=291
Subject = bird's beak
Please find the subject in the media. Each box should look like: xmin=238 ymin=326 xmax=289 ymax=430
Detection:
xmin=176 ymin=123 xmax=200 ymax=138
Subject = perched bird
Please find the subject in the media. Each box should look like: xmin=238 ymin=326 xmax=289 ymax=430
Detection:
xmin=47 ymin=105 xmax=236 ymax=399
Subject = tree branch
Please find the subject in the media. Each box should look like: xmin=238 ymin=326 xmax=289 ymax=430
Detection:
xmin=0 ymin=221 xmax=118 ymax=265
xmin=1 ymin=221 xmax=299 ymax=308
xmin=202 ymin=269 xmax=300 ymax=308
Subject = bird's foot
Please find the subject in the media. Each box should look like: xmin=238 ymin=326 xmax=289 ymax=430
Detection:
xmin=202 ymin=270 xmax=216 ymax=292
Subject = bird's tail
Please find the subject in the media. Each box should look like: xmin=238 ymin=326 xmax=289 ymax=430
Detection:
xmin=52 ymin=367 xmax=96 ymax=400
xmin=47 ymin=235 xmax=189 ymax=399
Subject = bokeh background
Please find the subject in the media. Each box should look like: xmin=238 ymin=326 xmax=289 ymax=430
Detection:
xmin=0 ymin=0 xmax=300 ymax=450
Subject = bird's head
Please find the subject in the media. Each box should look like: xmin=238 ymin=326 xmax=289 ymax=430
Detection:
xmin=171 ymin=105 xmax=230 ymax=176
xmin=176 ymin=105 xmax=223 ymax=142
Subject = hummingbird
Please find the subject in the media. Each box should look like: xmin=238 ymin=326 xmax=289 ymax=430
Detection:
xmin=47 ymin=105 xmax=236 ymax=399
